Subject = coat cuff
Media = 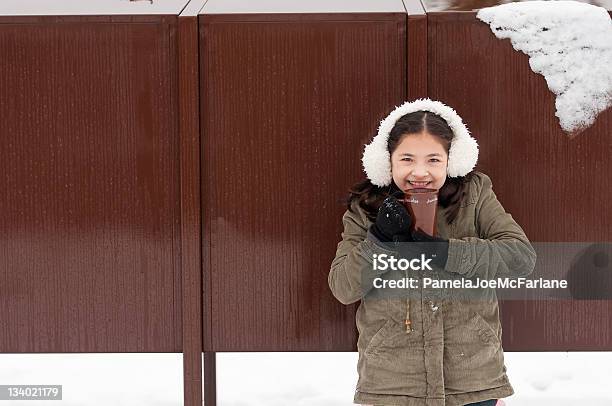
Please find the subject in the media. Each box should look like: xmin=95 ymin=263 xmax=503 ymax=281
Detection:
xmin=444 ymin=238 xmax=470 ymax=275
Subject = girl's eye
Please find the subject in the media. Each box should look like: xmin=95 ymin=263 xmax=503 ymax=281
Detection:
xmin=401 ymin=158 xmax=440 ymax=162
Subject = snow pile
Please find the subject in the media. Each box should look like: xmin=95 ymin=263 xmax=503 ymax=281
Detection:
xmin=477 ymin=1 xmax=612 ymax=135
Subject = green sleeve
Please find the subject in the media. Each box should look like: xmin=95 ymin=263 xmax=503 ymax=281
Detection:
xmin=444 ymin=173 xmax=537 ymax=279
xmin=328 ymin=202 xmax=399 ymax=305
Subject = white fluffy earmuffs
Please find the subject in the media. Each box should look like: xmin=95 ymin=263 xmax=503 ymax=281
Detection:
xmin=362 ymin=98 xmax=479 ymax=187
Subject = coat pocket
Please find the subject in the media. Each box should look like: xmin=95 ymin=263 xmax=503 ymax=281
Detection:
xmin=364 ymin=319 xmax=394 ymax=356
xmin=467 ymin=312 xmax=500 ymax=346
xmin=444 ymin=312 xmax=506 ymax=393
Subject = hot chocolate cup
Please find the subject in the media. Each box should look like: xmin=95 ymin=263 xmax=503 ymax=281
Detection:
xmin=402 ymin=188 xmax=439 ymax=236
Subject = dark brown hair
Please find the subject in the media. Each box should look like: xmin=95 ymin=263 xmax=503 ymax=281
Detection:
xmin=345 ymin=110 xmax=475 ymax=225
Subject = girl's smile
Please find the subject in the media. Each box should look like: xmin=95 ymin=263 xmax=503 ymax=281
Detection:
xmin=408 ymin=180 xmax=432 ymax=187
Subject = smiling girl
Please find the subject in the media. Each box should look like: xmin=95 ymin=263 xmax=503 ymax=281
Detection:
xmin=328 ymin=99 xmax=536 ymax=406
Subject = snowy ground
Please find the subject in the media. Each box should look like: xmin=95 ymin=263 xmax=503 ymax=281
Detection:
xmin=1 ymin=352 xmax=612 ymax=405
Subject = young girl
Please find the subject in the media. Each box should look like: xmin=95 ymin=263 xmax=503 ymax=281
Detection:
xmin=328 ymin=99 xmax=537 ymax=406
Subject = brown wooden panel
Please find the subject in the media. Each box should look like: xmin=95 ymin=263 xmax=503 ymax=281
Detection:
xmin=405 ymin=0 xmax=428 ymax=99
xmin=428 ymin=12 xmax=612 ymax=350
xmin=178 ymin=2 xmax=206 ymax=406
xmin=0 ymin=16 xmax=182 ymax=353
xmin=200 ymin=12 xmax=407 ymax=351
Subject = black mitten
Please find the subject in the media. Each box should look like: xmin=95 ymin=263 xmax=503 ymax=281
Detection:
xmin=370 ymin=191 xmax=413 ymax=242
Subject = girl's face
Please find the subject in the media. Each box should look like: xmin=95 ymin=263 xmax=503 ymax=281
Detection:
xmin=390 ymin=131 xmax=448 ymax=192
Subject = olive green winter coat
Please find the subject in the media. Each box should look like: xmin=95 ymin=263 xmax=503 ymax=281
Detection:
xmin=328 ymin=171 xmax=537 ymax=406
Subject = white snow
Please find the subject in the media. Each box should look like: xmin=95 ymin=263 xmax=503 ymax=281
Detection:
xmin=2 ymin=352 xmax=612 ymax=405
xmin=0 ymin=353 xmax=183 ymax=405
xmin=0 ymin=0 xmax=189 ymax=16
xmin=200 ymin=0 xmax=405 ymax=14
xmin=477 ymin=1 xmax=612 ymax=135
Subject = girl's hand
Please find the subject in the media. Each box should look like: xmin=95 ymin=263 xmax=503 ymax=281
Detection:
xmin=411 ymin=228 xmax=447 ymax=243
xmin=369 ymin=191 xmax=413 ymax=242
xmin=406 ymin=229 xmax=449 ymax=269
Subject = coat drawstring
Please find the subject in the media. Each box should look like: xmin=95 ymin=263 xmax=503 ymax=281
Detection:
xmin=405 ymin=297 xmax=412 ymax=333
xmin=405 ymin=269 xmax=413 ymax=333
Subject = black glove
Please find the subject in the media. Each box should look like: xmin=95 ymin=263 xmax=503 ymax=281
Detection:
xmin=403 ymin=228 xmax=450 ymax=269
xmin=369 ymin=191 xmax=413 ymax=243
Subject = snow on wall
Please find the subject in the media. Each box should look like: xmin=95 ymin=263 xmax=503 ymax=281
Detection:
xmin=0 ymin=0 xmax=189 ymax=15
xmin=477 ymin=1 xmax=612 ymax=135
